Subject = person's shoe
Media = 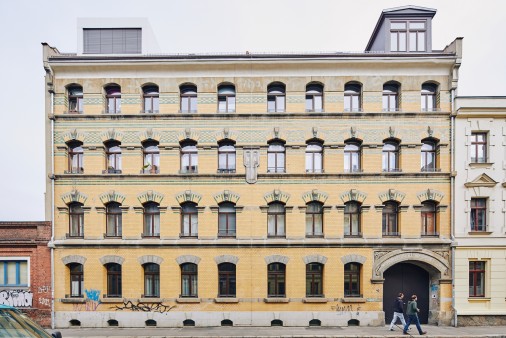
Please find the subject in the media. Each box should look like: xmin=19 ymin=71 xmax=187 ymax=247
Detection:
xmin=390 ymin=328 xmax=394 ymax=331
xmin=403 ymin=332 xmax=408 ymax=335
xmin=420 ymin=331 xmax=427 ymax=335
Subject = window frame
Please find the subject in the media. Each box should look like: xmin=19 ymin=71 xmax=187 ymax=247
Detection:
xmin=382 ymin=83 xmax=399 ymax=112
xmin=67 ymin=85 xmax=83 ymax=113
xmin=267 ymin=202 xmax=286 ymax=238
xmin=180 ymin=140 xmax=198 ymax=174
xmin=344 ymin=201 xmax=361 ymax=237
xmin=142 ymin=85 xmax=160 ymax=113
xmin=181 ymin=202 xmax=198 ymax=238
xmin=305 ymin=142 xmax=323 ymax=173
xmin=105 ymin=142 xmax=122 ymax=174
xmin=421 ymin=141 xmax=437 ymax=172
xmin=421 ymin=201 xmax=438 ymax=236
xmin=143 ymin=202 xmax=160 ymax=237
xmin=69 ymin=263 xmax=84 ymax=298
xmin=469 ymin=261 xmax=485 ymax=298
xmin=470 ymin=198 xmax=487 ymax=231
xmin=421 ymin=83 xmax=437 ymax=112
xmin=470 ymin=132 xmax=488 ymax=163
xmin=68 ymin=202 xmax=84 ymax=238
xmin=344 ymin=83 xmax=362 ymax=112
xmin=68 ymin=142 xmax=84 ymax=174
xmin=305 ymin=83 xmax=324 ymax=113
xmin=218 ymin=263 xmax=236 ymax=297
xmin=344 ymin=142 xmax=361 ymax=173
xmin=217 ymin=141 xmax=236 ymax=173
xmin=106 ymin=263 xmax=122 ymax=298
xmin=106 ymin=202 xmax=122 ymax=238
xmin=306 ymin=263 xmax=323 ymax=297
xmin=143 ymin=263 xmax=160 ymax=298
xmin=142 ymin=141 xmax=160 ymax=174
xmin=390 ymin=20 xmax=427 ymax=52
xmin=382 ymin=141 xmax=400 ymax=172
xmin=180 ymin=85 xmax=197 ymax=113
xmin=267 ymin=141 xmax=286 ymax=173
xmin=217 ymin=84 xmax=236 ymax=113
xmin=0 ymin=258 xmax=29 ymax=287
xmin=181 ymin=263 xmax=198 ymax=298
xmin=344 ymin=263 xmax=361 ymax=297
xmin=105 ymin=85 xmax=121 ymax=114
xmin=218 ymin=202 xmax=236 ymax=238
xmin=382 ymin=201 xmax=399 ymax=236
xmin=267 ymin=263 xmax=286 ymax=298
xmin=267 ymin=83 xmax=286 ymax=113
xmin=305 ymin=201 xmax=323 ymax=237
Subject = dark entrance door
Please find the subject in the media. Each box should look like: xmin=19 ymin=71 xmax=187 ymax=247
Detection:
xmin=383 ymin=263 xmax=429 ymax=324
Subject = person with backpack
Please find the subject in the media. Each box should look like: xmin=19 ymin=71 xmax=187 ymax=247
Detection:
xmin=403 ymin=294 xmax=427 ymax=335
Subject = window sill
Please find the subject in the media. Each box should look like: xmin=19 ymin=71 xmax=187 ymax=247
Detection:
xmin=468 ymin=297 xmax=490 ymax=302
xmin=469 ymin=162 xmax=494 ymax=168
xmin=61 ymin=297 xmax=85 ymax=304
xmin=100 ymin=297 xmax=123 ymax=303
xmin=214 ymin=297 xmax=238 ymax=303
xmin=468 ymin=231 xmax=493 ymax=235
xmin=176 ymin=297 xmax=201 ymax=303
xmin=342 ymin=297 xmax=366 ymax=303
xmin=264 ymin=298 xmax=289 ymax=303
xmin=139 ymin=297 xmax=162 ymax=302
xmin=303 ymin=297 xmax=328 ymax=303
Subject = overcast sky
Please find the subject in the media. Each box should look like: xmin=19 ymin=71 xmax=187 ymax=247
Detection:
xmin=0 ymin=0 xmax=505 ymax=221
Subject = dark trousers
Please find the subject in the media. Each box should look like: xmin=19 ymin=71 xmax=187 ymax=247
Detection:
xmin=403 ymin=314 xmax=423 ymax=334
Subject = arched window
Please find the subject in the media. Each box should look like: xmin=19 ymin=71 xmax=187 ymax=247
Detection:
xmin=267 ymin=83 xmax=285 ymax=113
xmin=421 ymin=201 xmax=437 ymax=236
xmin=143 ymin=263 xmax=160 ymax=298
xmin=68 ymin=141 xmax=84 ymax=174
xmin=267 ymin=263 xmax=286 ymax=297
xmin=105 ymin=141 xmax=121 ymax=174
xmin=382 ymin=82 xmax=399 ymax=112
xmin=382 ymin=141 xmax=399 ymax=172
xmin=344 ymin=142 xmax=361 ymax=173
xmin=267 ymin=202 xmax=285 ymax=238
xmin=306 ymin=263 xmax=323 ymax=297
xmin=344 ymin=83 xmax=361 ymax=112
xmin=218 ymin=263 xmax=236 ymax=297
xmin=421 ymin=141 xmax=437 ymax=172
xmin=105 ymin=85 xmax=121 ymax=114
xmin=106 ymin=263 xmax=122 ymax=298
xmin=143 ymin=202 xmax=160 ymax=237
xmin=68 ymin=85 xmax=83 ymax=113
xmin=344 ymin=201 xmax=361 ymax=237
xmin=305 ymin=142 xmax=323 ymax=173
xmin=305 ymin=83 xmax=323 ymax=112
xmin=143 ymin=85 xmax=159 ymax=113
xmin=382 ymin=201 xmax=399 ymax=236
xmin=218 ymin=140 xmax=236 ymax=173
xmin=218 ymin=84 xmax=236 ymax=113
xmin=181 ymin=202 xmax=198 ymax=237
xmin=142 ymin=140 xmax=160 ymax=174
xmin=344 ymin=263 xmax=361 ymax=297
xmin=218 ymin=202 xmax=236 ymax=237
xmin=180 ymin=140 xmax=198 ymax=173
xmin=69 ymin=202 xmax=84 ymax=237
xmin=69 ymin=263 xmax=83 ymax=297
xmin=421 ymin=83 xmax=437 ymax=112
xmin=267 ymin=141 xmax=285 ymax=173
xmin=181 ymin=263 xmax=198 ymax=297
xmin=180 ymin=84 xmax=197 ymax=113
xmin=106 ymin=202 xmax=122 ymax=237
xmin=306 ymin=201 xmax=323 ymax=237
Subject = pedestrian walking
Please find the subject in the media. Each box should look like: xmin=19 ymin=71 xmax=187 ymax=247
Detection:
xmin=403 ymin=294 xmax=427 ymax=335
xmin=389 ymin=292 xmax=407 ymax=331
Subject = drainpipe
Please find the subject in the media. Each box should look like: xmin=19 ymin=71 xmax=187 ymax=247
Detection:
xmin=450 ymin=88 xmax=457 ymax=327
xmin=50 ymin=91 xmax=55 ymax=330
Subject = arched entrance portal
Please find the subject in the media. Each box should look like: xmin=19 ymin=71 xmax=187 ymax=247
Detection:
xmin=383 ymin=263 xmax=429 ymax=324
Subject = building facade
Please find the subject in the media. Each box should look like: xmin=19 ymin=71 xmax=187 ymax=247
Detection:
xmin=454 ymin=97 xmax=506 ymax=326
xmin=0 ymin=222 xmax=52 ymax=327
xmin=43 ymin=6 xmax=461 ymax=328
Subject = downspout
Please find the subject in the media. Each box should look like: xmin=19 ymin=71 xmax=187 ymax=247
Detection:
xmin=450 ymin=87 xmax=457 ymax=327
xmin=50 ymin=91 xmax=55 ymax=330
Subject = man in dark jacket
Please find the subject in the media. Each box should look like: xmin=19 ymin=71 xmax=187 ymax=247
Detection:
xmin=389 ymin=292 xmax=407 ymax=331
xmin=403 ymin=294 xmax=427 ymax=335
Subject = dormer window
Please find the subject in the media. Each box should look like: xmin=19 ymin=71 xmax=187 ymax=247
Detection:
xmin=390 ymin=21 xmax=426 ymax=52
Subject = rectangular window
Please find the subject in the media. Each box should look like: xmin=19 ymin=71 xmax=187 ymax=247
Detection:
xmin=470 ymin=198 xmax=487 ymax=231
xmin=390 ymin=20 xmax=426 ymax=52
xmin=0 ymin=260 xmax=28 ymax=286
xmin=469 ymin=261 xmax=485 ymax=297
xmin=83 ymin=28 xmax=142 ymax=54
xmin=470 ymin=133 xmax=487 ymax=163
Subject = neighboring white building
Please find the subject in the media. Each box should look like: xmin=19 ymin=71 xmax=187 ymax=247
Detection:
xmin=454 ymin=96 xmax=506 ymax=325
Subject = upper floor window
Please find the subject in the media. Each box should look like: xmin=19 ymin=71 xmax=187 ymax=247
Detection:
xmin=181 ymin=263 xmax=198 ymax=297
xmin=69 ymin=202 xmax=84 ymax=238
xmin=106 ymin=263 xmax=122 ymax=298
xmin=382 ymin=141 xmax=400 ymax=172
xmin=180 ymin=140 xmax=198 ymax=173
xmin=470 ymin=198 xmax=487 ymax=232
xmin=218 ymin=84 xmax=236 ymax=113
xmin=106 ymin=202 xmax=122 ymax=238
xmin=344 ymin=201 xmax=361 ymax=237
xmin=143 ymin=263 xmax=160 ymax=298
xmin=382 ymin=201 xmax=399 ymax=236
xmin=306 ymin=263 xmax=323 ymax=297
xmin=180 ymin=84 xmax=197 ymax=113
xmin=306 ymin=201 xmax=323 ymax=237
xmin=83 ymin=28 xmax=141 ymax=54
xmin=382 ymin=83 xmax=399 ymax=112
xmin=305 ymin=83 xmax=323 ymax=112
xmin=218 ymin=140 xmax=236 ymax=173
xmin=181 ymin=202 xmax=198 ymax=237
xmin=68 ymin=85 xmax=83 ymax=113
xmin=143 ymin=202 xmax=160 ymax=237
xmin=344 ymin=263 xmax=361 ymax=297
xmin=267 ymin=141 xmax=286 ymax=173
xmin=344 ymin=83 xmax=361 ymax=112
xmin=305 ymin=142 xmax=323 ymax=173
xmin=105 ymin=141 xmax=122 ymax=174
xmin=267 ymin=263 xmax=286 ymax=298
xmin=344 ymin=142 xmax=361 ymax=173
xmin=105 ymin=85 xmax=121 ymax=114
xmin=0 ymin=260 xmax=28 ymax=287
xmin=469 ymin=261 xmax=485 ymax=297
xmin=267 ymin=83 xmax=285 ymax=113
xmin=218 ymin=202 xmax=236 ymax=238
xmin=470 ymin=133 xmax=487 ymax=163
xmin=421 ymin=83 xmax=437 ymax=111
xmin=421 ymin=141 xmax=436 ymax=172
xmin=69 ymin=263 xmax=84 ymax=297
xmin=218 ymin=263 xmax=236 ymax=297
xmin=68 ymin=141 xmax=84 ymax=174
xmin=390 ymin=21 xmax=426 ymax=52
xmin=267 ymin=202 xmax=285 ymax=238
xmin=143 ymin=85 xmax=159 ymax=113
xmin=142 ymin=141 xmax=160 ymax=174
xmin=421 ymin=201 xmax=437 ymax=236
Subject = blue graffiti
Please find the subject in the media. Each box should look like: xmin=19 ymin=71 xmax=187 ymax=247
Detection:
xmin=84 ymin=289 xmax=100 ymax=302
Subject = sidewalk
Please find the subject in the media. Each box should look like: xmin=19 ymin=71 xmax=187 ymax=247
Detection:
xmin=54 ymin=325 xmax=506 ymax=338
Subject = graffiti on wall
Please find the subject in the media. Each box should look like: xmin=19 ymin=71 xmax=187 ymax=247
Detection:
xmin=0 ymin=290 xmax=33 ymax=307
xmin=113 ymin=300 xmax=176 ymax=314
xmin=331 ymin=303 xmax=362 ymax=315
xmin=72 ymin=289 xmax=101 ymax=311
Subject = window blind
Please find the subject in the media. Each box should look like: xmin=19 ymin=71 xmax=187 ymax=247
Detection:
xmin=83 ymin=28 xmax=141 ymax=54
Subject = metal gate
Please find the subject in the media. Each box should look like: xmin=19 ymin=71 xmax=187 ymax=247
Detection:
xmin=383 ymin=263 xmax=429 ymax=324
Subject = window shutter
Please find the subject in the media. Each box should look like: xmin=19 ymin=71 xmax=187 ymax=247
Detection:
xmin=83 ymin=28 xmax=141 ymax=54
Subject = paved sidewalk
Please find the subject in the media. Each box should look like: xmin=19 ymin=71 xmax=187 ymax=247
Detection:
xmin=54 ymin=325 xmax=506 ymax=338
